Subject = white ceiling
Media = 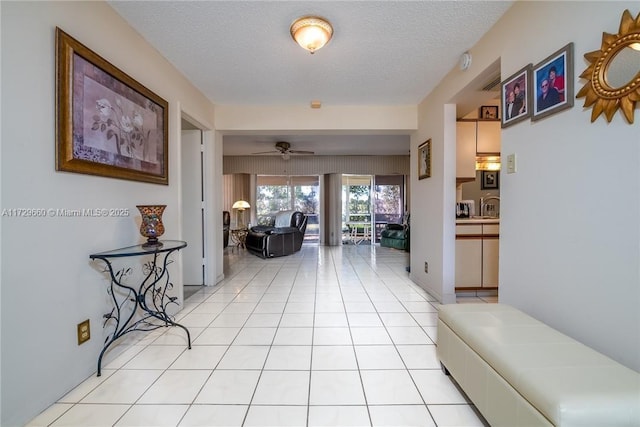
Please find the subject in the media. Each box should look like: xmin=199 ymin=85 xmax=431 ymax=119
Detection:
xmin=109 ymin=1 xmax=512 ymax=156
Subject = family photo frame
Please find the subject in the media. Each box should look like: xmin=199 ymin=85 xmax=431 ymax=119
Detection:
xmin=532 ymin=43 xmax=574 ymax=121
xmin=418 ymin=139 xmax=431 ymax=180
xmin=501 ymin=64 xmax=532 ymax=128
xmin=56 ymin=28 xmax=169 ymax=185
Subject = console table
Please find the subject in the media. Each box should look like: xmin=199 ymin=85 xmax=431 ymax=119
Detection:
xmin=90 ymin=240 xmax=191 ymax=376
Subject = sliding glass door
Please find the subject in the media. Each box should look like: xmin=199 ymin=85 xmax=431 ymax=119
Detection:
xmin=374 ymin=175 xmax=405 ymax=241
xmin=256 ymin=175 xmax=319 ymax=243
xmin=342 ymin=175 xmax=405 ymax=243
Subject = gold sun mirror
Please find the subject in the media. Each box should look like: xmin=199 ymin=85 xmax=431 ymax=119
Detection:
xmin=577 ymin=9 xmax=640 ymax=123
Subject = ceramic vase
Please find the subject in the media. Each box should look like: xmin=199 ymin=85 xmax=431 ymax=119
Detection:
xmin=136 ymin=205 xmax=166 ymax=248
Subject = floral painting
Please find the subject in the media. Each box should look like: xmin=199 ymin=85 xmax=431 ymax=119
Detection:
xmin=56 ymin=28 xmax=168 ymax=184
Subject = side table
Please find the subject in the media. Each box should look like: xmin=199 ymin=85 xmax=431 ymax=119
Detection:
xmin=230 ymin=228 xmax=248 ymax=248
xmin=90 ymin=240 xmax=191 ymax=376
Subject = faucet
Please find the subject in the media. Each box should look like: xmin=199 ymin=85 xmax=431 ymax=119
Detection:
xmin=479 ymin=195 xmax=500 ymax=217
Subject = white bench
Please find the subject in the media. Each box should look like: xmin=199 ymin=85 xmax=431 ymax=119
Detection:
xmin=437 ymin=304 xmax=640 ymax=426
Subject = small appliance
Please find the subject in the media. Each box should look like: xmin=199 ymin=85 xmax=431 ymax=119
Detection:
xmin=456 ymin=200 xmax=475 ymax=218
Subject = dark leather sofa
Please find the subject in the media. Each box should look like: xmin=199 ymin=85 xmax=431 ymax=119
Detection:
xmin=245 ymin=211 xmax=307 ymax=258
xmin=223 ymin=211 xmax=230 ymax=248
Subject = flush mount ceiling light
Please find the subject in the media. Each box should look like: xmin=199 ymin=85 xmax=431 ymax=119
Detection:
xmin=290 ymin=16 xmax=333 ymax=54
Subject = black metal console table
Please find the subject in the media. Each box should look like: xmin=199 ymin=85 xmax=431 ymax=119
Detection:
xmin=90 ymin=240 xmax=191 ymax=376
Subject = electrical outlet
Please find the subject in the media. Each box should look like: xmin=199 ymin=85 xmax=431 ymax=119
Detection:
xmin=77 ymin=319 xmax=90 ymax=345
xmin=424 ymin=262 xmax=429 ymax=273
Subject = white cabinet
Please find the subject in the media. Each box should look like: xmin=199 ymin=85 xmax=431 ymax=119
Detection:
xmin=456 ymin=121 xmax=477 ymax=180
xmin=455 ymin=223 xmax=499 ymax=289
xmin=455 ymin=239 xmax=482 ymax=287
xmin=476 ymin=121 xmax=501 ymax=154
xmin=456 ymin=120 xmax=501 ymax=180
xmin=482 ymin=238 xmax=500 ymax=287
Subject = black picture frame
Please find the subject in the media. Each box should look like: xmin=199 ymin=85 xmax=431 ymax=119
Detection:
xmin=480 ymin=105 xmax=499 ymax=120
xmin=532 ymin=42 xmax=574 ymax=121
xmin=481 ymin=170 xmax=499 ymax=190
xmin=501 ymin=64 xmax=532 ymax=128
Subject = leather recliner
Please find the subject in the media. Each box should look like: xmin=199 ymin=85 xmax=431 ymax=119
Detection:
xmin=223 ymin=211 xmax=230 ymax=248
xmin=245 ymin=211 xmax=307 ymax=258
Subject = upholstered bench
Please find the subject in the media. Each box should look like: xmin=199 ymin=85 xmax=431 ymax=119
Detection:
xmin=437 ymin=304 xmax=640 ymax=426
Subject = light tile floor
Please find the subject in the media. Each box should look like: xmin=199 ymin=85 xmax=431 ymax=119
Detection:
xmin=28 ymin=244 xmax=490 ymax=427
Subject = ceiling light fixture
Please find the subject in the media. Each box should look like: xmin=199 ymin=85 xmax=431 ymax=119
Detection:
xmin=290 ymin=16 xmax=333 ymax=54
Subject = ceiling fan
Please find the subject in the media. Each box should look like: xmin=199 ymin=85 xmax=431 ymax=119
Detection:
xmin=251 ymin=141 xmax=314 ymax=159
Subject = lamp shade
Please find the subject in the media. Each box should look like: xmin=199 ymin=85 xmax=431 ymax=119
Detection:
xmin=290 ymin=16 xmax=333 ymax=54
xmin=232 ymin=200 xmax=250 ymax=210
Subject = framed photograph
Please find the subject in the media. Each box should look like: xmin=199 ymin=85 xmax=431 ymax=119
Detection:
xmin=480 ymin=105 xmax=499 ymax=120
xmin=532 ymin=42 xmax=574 ymax=121
xmin=56 ymin=28 xmax=169 ymax=185
xmin=481 ymin=170 xmax=499 ymax=190
xmin=501 ymin=64 xmax=532 ymax=128
xmin=418 ymin=139 xmax=431 ymax=180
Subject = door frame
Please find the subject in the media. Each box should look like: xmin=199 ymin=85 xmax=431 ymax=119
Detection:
xmin=180 ymin=110 xmax=221 ymax=288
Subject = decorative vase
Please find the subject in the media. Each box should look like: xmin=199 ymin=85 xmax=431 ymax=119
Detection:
xmin=136 ymin=205 xmax=166 ymax=248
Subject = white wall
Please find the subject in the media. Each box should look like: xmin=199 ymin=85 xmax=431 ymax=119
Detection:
xmin=414 ymin=1 xmax=640 ymax=372
xmin=0 ymin=2 xmax=217 ymax=425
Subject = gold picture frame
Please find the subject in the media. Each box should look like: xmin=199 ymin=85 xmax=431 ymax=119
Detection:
xmin=56 ymin=28 xmax=169 ymax=185
xmin=418 ymin=139 xmax=431 ymax=180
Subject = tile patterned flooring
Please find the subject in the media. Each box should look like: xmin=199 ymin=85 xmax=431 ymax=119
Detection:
xmin=28 ymin=244 xmax=491 ymax=427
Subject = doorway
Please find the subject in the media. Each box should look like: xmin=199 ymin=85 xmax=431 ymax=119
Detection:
xmin=181 ymin=119 xmax=205 ymax=298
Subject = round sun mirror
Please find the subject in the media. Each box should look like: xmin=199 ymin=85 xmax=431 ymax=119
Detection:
xmin=606 ymin=45 xmax=640 ymax=89
xmin=577 ymin=9 xmax=640 ymax=123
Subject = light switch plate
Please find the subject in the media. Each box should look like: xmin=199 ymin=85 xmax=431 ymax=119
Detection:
xmin=506 ymin=153 xmax=517 ymax=174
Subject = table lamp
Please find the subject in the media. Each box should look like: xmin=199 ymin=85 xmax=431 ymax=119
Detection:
xmin=232 ymin=200 xmax=250 ymax=228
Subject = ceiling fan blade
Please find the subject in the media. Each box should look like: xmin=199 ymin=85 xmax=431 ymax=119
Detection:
xmin=251 ymin=150 xmax=279 ymax=155
xmin=289 ymin=150 xmax=315 ymax=155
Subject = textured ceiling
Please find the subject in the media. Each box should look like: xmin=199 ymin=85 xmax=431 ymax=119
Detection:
xmin=109 ymin=1 xmax=512 ymax=155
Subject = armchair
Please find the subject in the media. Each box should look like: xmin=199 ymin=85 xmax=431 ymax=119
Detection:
xmin=223 ymin=211 xmax=230 ymax=248
xmin=245 ymin=210 xmax=308 ymax=258
xmin=380 ymin=215 xmax=410 ymax=251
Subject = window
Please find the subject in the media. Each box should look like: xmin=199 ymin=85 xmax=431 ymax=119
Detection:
xmin=342 ymin=175 xmax=371 ymax=227
xmin=256 ymin=175 xmax=319 ymax=243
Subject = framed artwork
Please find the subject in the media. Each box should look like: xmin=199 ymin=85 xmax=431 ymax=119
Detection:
xmin=481 ymin=170 xmax=499 ymax=190
xmin=501 ymin=64 xmax=532 ymax=128
xmin=480 ymin=105 xmax=499 ymax=120
xmin=56 ymin=28 xmax=169 ymax=185
xmin=418 ymin=139 xmax=431 ymax=180
xmin=532 ymin=42 xmax=574 ymax=121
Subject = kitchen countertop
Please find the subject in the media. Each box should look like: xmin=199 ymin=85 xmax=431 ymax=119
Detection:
xmin=456 ymin=217 xmax=500 ymax=224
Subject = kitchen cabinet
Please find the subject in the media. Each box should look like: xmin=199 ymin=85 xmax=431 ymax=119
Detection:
xmin=456 ymin=120 xmax=501 ymax=180
xmin=456 ymin=121 xmax=477 ymax=180
xmin=476 ymin=120 xmax=501 ymax=154
xmin=455 ymin=221 xmax=499 ymax=290
xmin=455 ymin=239 xmax=482 ymax=287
